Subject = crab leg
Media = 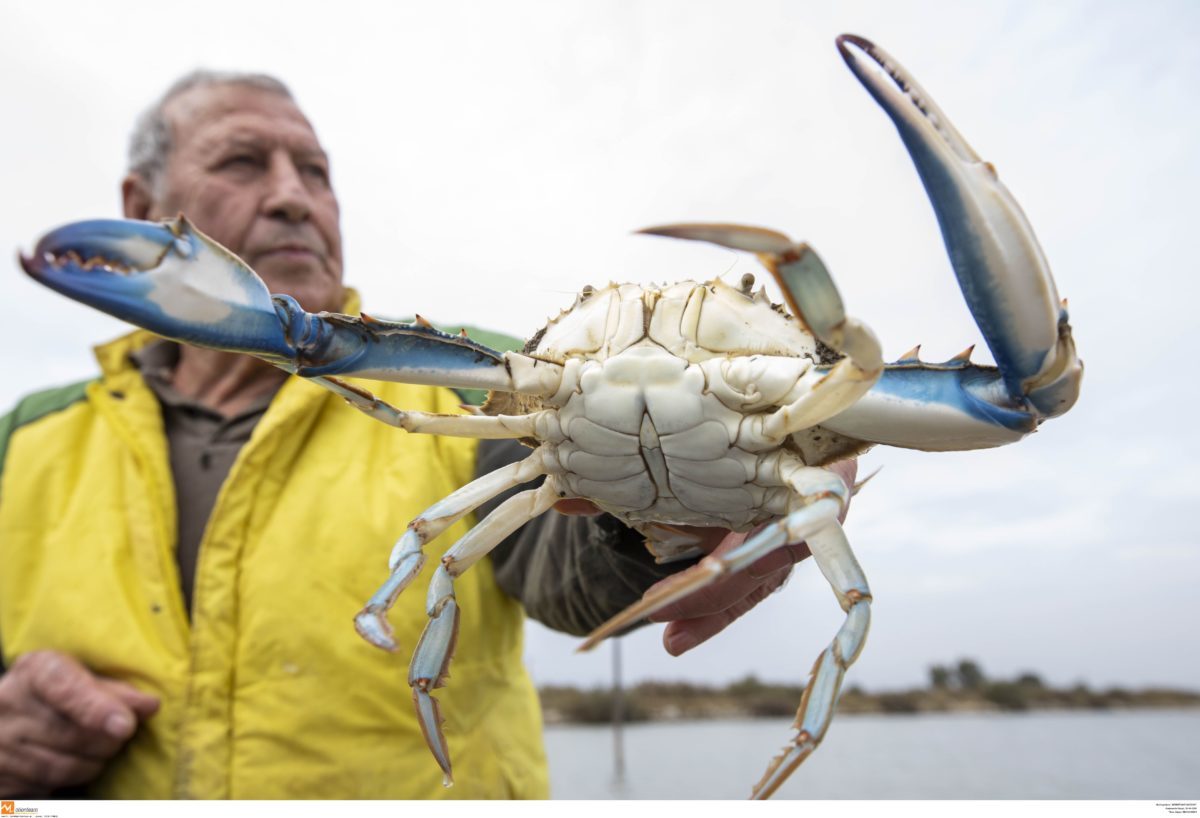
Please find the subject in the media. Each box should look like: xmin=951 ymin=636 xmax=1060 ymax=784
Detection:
xmin=354 ymin=446 xmax=552 ymax=650
xmin=750 ymin=521 xmax=870 ymax=800
xmin=642 ymin=227 xmax=890 ymax=443
xmin=640 ymin=225 xmax=884 ymax=379
xmin=409 ymin=481 xmax=560 ymax=786
xmin=579 ymin=457 xmax=869 ymax=799
xmin=20 ymin=216 xmax=562 ymax=398
xmin=577 ymin=455 xmax=850 ymax=650
xmin=642 ymin=226 xmax=887 ymax=443
xmin=835 ymin=34 xmax=1081 ymax=423
xmin=318 ymin=375 xmax=557 ymax=438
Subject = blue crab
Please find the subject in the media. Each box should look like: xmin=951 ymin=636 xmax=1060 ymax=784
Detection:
xmin=22 ymin=34 xmax=1080 ymax=799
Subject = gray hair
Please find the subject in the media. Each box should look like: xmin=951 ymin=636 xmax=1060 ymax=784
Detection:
xmin=127 ymin=70 xmax=295 ymax=191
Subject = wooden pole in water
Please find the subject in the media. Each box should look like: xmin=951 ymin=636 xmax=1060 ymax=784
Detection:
xmin=612 ymin=638 xmax=626 ymax=781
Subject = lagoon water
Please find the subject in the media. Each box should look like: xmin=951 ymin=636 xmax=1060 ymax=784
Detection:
xmin=544 ymin=710 xmax=1199 ymax=799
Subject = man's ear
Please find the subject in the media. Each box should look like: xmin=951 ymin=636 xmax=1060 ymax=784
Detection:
xmin=122 ymin=174 xmax=154 ymax=219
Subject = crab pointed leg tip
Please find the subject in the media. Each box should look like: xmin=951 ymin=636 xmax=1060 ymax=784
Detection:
xmin=640 ymin=223 xmax=796 ymax=255
xmin=442 ymin=772 xmax=454 ymax=788
xmin=575 ymin=637 xmax=602 ymax=654
xmin=851 ymin=466 xmax=883 ymax=496
xmin=635 ymin=224 xmax=687 ymax=239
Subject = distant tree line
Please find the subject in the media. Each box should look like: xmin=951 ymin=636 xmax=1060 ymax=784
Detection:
xmin=537 ymin=660 xmax=1200 ymax=723
xmin=927 ymin=658 xmax=1044 ymax=692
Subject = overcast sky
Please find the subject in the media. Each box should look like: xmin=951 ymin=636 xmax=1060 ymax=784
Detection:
xmin=2 ymin=0 xmax=1197 ymax=693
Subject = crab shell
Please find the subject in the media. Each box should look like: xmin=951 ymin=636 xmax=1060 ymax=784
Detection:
xmin=487 ymin=278 xmax=867 ymax=538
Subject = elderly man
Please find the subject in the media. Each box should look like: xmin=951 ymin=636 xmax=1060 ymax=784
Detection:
xmin=0 ymin=71 xmax=850 ymax=799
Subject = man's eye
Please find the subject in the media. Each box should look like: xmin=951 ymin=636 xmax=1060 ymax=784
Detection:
xmin=220 ymin=154 xmax=261 ymax=170
xmin=302 ymin=164 xmax=330 ymax=183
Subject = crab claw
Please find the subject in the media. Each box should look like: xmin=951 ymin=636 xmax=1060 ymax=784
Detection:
xmin=23 ymin=216 xmax=566 ymax=399
xmin=20 ymin=216 xmax=294 ymax=359
xmin=836 ymin=34 xmax=1081 ymax=419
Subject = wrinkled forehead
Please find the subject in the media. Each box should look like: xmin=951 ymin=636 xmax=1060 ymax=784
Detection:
xmin=163 ymin=83 xmax=325 ymax=158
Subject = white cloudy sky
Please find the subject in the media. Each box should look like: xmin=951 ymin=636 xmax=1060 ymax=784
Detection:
xmin=2 ymin=1 xmax=1197 ymax=693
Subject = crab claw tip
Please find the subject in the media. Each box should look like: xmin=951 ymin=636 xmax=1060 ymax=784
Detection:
xmin=17 ymin=251 xmax=38 ymax=277
xmin=835 ymin=33 xmax=873 ymax=56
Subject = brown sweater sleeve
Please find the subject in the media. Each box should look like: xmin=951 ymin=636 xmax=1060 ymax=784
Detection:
xmin=479 ymin=438 xmax=698 ymax=636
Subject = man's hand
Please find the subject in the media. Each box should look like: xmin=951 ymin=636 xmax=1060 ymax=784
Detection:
xmin=649 ymin=458 xmax=857 ymax=655
xmin=554 ymin=458 xmax=858 ymax=657
xmin=0 ymin=651 xmax=159 ymax=796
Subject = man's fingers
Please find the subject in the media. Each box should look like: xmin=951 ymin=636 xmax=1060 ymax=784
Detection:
xmin=9 ymin=708 xmax=126 ymax=761
xmin=0 ymin=777 xmax=50 ymax=798
xmin=98 ymin=679 xmax=160 ymax=720
xmin=553 ymin=499 xmax=603 ymax=516
xmin=662 ymin=578 xmax=782 ymax=656
xmin=828 ymin=458 xmax=858 ymax=522
xmin=20 ymin=652 xmax=140 ymax=738
xmin=0 ymin=737 xmax=104 ymax=791
xmin=746 ymin=542 xmax=811 ymax=579
xmin=645 ymin=527 xmax=803 ymax=622
xmin=0 ymin=651 xmax=156 ymax=797
xmin=647 ymin=561 xmax=791 ymax=623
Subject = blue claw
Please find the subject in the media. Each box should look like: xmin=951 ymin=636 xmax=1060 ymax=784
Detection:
xmin=822 ymin=358 xmax=1039 ymax=450
xmin=837 ymin=34 xmax=1081 ymax=420
xmin=22 ymin=216 xmax=540 ymax=394
xmin=21 ymin=216 xmax=294 ymax=359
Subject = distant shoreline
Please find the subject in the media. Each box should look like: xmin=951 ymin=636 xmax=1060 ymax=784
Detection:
xmin=538 ymin=676 xmax=1200 ymax=725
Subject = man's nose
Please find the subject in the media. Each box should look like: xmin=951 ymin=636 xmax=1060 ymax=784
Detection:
xmin=262 ymin=154 xmax=313 ymax=222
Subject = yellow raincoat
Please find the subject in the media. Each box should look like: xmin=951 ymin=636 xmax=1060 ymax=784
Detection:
xmin=0 ymin=309 xmax=549 ymax=799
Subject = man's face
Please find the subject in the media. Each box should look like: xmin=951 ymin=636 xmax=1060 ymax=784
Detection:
xmin=139 ymin=83 xmax=344 ymax=313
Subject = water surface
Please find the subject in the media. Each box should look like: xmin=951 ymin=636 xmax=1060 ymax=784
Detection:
xmin=544 ymin=710 xmax=1199 ymax=799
